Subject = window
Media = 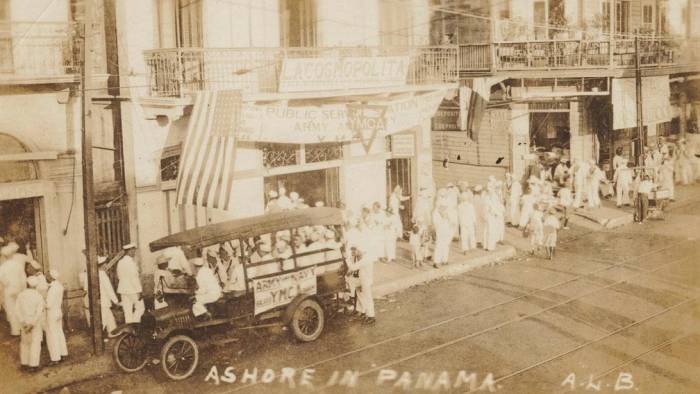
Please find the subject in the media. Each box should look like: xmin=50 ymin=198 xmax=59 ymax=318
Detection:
xmin=281 ymin=0 xmax=316 ymax=47
xmin=601 ymin=1 xmax=611 ymax=33
xmin=160 ymin=144 xmax=181 ymax=183
xmin=533 ymin=1 xmax=547 ymax=40
xmin=261 ymin=143 xmax=343 ymax=168
xmin=691 ymin=0 xmax=700 ymax=37
xmin=305 ymin=143 xmax=343 ymax=163
xmin=642 ymin=4 xmax=654 ymax=31
xmin=262 ymin=144 xmax=299 ymax=168
xmin=616 ymin=0 xmax=630 ymax=34
xmin=154 ymin=0 xmax=202 ymax=48
xmin=659 ymin=1 xmax=668 ymax=35
xmin=379 ymin=0 xmax=412 ymax=46
xmin=178 ymin=0 xmax=202 ymax=47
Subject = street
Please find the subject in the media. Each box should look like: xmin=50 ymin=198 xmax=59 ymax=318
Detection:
xmin=55 ymin=199 xmax=700 ymax=394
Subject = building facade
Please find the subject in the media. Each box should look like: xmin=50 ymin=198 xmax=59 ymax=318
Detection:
xmin=113 ymin=0 xmax=456 ymax=282
xmin=0 ymin=0 xmax=129 ymax=319
xmin=432 ymin=0 xmax=700 ymax=187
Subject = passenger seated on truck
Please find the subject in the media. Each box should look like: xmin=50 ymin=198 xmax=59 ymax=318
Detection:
xmin=274 ymin=240 xmax=294 ymax=271
xmin=191 ymin=258 xmax=222 ymax=319
xmin=153 ymin=253 xmax=192 ymax=294
xmin=252 ymin=241 xmax=280 ymax=277
xmin=305 ymin=230 xmax=325 ymax=265
xmin=223 ymin=252 xmax=246 ymax=296
xmin=159 ymin=246 xmax=192 ymax=276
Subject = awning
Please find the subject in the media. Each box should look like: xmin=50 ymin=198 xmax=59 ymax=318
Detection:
xmin=612 ymin=76 xmax=672 ymax=130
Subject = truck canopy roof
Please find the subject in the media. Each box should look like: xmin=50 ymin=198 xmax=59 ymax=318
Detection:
xmin=149 ymin=207 xmax=344 ymax=252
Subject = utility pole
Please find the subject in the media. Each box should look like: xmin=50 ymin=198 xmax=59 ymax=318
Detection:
xmin=634 ymin=32 xmax=645 ymax=223
xmin=634 ymin=33 xmax=644 ymax=167
xmin=679 ymin=91 xmax=688 ymax=139
xmin=81 ymin=0 xmax=104 ymax=354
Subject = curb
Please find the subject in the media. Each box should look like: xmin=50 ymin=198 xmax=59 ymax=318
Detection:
xmin=373 ymin=246 xmax=517 ymax=298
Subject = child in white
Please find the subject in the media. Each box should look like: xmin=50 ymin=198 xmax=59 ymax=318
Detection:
xmin=543 ymin=209 xmax=561 ymax=260
xmin=557 ymin=176 xmax=573 ymax=229
xmin=409 ymin=225 xmax=424 ymax=268
xmin=528 ymin=205 xmax=544 ymax=256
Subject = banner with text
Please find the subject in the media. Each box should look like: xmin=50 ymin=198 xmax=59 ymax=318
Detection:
xmin=347 ymin=90 xmax=446 ymax=139
xmin=278 ymin=56 xmax=410 ymax=92
xmin=238 ymin=104 xmax=353 ymax=143
xmin=612 ymin=76 xmax=671 ymax=130
xmin=253 ymin=267 xmax=316 ymax=315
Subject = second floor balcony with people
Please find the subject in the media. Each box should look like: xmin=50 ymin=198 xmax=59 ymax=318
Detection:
xmin=458 ymin=36 xmax=700 ymax=76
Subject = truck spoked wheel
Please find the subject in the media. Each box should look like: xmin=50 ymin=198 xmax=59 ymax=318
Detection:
xmin=113 ymin=332 xmax=149 ymax=373
xmin=290 ymin=298 xmax=325 ymax=342
xmin=160 ymin=335 xmax=199 ymax=380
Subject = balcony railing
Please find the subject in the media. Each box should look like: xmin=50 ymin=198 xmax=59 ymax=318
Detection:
xmin=459 ymin=38 xmax=700 ymax=73
xmin=0 ymin=22 xmax=80 ymax=80
xmin=144 ymin=46 xmax=458 ymax=97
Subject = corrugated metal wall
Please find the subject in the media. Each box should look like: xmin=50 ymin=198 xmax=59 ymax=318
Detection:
xmin=431 ymin=107 xmax=511 ymax=187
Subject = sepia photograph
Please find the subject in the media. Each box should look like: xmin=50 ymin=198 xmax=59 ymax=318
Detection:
xmin=0 ymin=0 xmax=699 ymax=392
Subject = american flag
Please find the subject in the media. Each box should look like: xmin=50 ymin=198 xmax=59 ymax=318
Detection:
xmin=175 ymin=90 xmax=241 ymax=210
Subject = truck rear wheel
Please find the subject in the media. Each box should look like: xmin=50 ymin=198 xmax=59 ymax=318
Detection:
xmin=290 ymin=298 xmax=325 ymax=342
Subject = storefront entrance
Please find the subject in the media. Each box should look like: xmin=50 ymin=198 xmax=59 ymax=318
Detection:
xmin=0 ymin=197 xmax=43 ymax=267
xmin=264 ymin=167 xmax=340 ymax=208
xmin=529 ymin=112 xmax=570 ymax=152
xmin=386 ymin=158 xmax=413 ymax=232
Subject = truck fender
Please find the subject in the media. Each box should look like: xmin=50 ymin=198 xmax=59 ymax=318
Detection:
xmin=110 ymin=323 xmax=137 ymax=338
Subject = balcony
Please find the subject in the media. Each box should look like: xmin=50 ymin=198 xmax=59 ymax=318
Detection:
xmin=0 ymin=22 xmax=80 ymax=84
xmin=459 ymin=38 xmax=700 ymax=77
xmin=144 ymin=46 xmax=458 ymax=98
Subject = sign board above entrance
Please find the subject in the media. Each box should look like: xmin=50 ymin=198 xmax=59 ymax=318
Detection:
xmin=235 ymin=90 xmax=446 ymax=145
xmin=278 ymin=56 xmax=410 ymax=92
xmin=391 ymin=134 xmax=415 ymax=157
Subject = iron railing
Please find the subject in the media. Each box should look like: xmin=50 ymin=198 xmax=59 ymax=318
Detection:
xmin=144 ymin=46 xmax=459 ymax=97
xmin=459 ymin=38 xmax=700 ymax=72
xmin=0 ymin=22 xmax=80 ymax=78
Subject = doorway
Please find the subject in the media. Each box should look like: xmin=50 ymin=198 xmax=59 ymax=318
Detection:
xmin=265 ymin=167 xmax=340 ymax=208
xmin=386 ymin=158 xmax=413 ymax=232
xmin=529 ymin=112 xmax=570 ymax=153
xmin=0 ymin=197 xmax=44 ymax=268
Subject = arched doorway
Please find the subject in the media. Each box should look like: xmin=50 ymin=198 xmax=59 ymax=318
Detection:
xmin=0 ymin=133 xmax=44 ymax=265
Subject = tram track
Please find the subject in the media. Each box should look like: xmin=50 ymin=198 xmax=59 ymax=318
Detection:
xmin=465 ymin=297 xmax=699 ymax=393
xmin=227 ymin=239 xmax=697 ymax=393
xmin=344 ymin=254 xmax=695 ymax=384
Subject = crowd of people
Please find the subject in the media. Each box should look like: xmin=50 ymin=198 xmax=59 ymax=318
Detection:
xmin=0 ymin=241 xmax=67 ymax=372
xmin=3 ymin=137 xmax=697 ymax=371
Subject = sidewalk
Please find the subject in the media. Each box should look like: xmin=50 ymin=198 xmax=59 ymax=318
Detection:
xmin=556 ymin=182 xmax=700 ymax=230
xmin=374 ymin=240 xmax=516 ymax=298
